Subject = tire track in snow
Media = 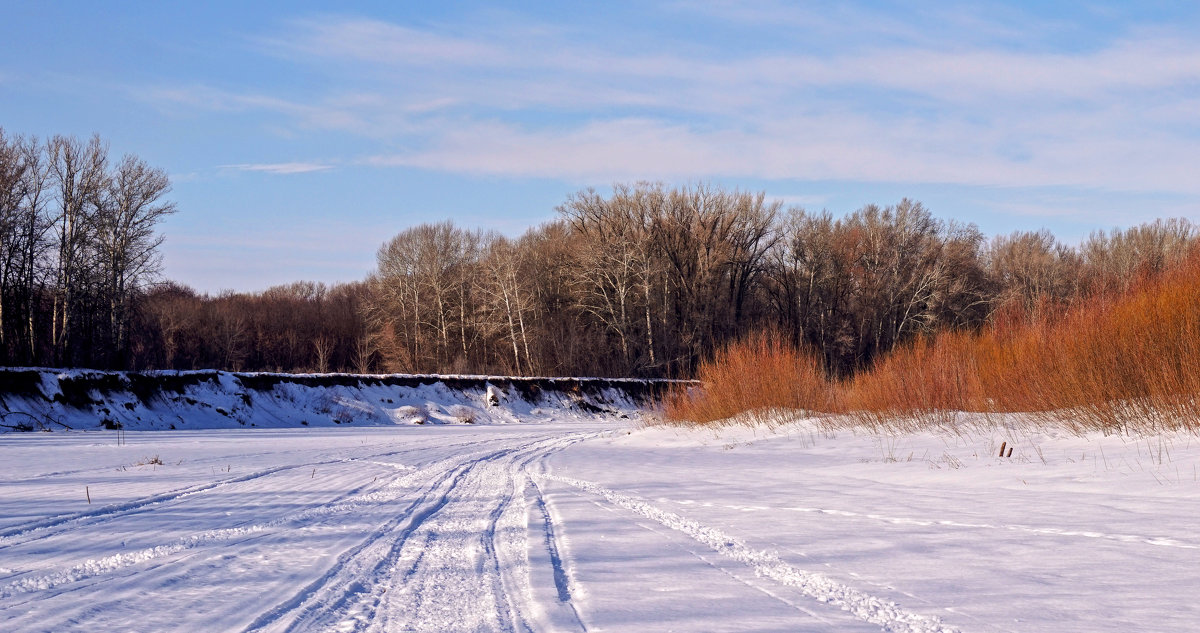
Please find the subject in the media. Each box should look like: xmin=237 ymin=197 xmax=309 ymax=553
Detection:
xmin=526 ymin=476 xmax=589 ymax=632
xmin=322 ymin=434 xmax=591 ymax=633
xmin=241 ymin=456 xmax=477 ymax=633
xmin=596 ymin=502 xmax=846 ymax=629
xmin=0 ymin=464 xmax=299 ymax=545
xmin=0 ymin=522 xmax=273 ymax=599
xmin=377 ymin=463 xmax=523 ymax=633
xmin=477 ymin=466 xmax=531 ymax=633
xmin=531 ymin=478 xmax=575 ymax=603
xmin=242 ymin=432 xmax=595 ymax=633
xmin=546 ymin=474 xmax=959 ymax=633
xmin=0 ymin=440 xmax=483 ymax=550
xmin=0 ymin=440 xmax=515 ymax=600
xmin=0 ymin=436 xmax=442 ymax=486
xmin=0 ymin=431 xmax=598 ymax=630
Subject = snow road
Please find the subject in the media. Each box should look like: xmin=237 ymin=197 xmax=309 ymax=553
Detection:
xmin=2 ymin=421 xmax=1198 ymax=632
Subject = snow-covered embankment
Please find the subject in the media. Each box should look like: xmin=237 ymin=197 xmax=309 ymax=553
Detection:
xmin=0 ymin=369 xmax=682 ymax=431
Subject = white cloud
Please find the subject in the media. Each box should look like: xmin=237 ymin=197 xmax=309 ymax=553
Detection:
xmin=772 ymin=194 xmax=833 ymax=209
xmin=365 ymin=108 xmax=1200 ymax=195
xmin=269 ymin=17 xmax=512 ymax=67
xmin=167 ymin=171 xmax=201 ymax=183
xmin=224 ymin=162 xmax=334 ymax=175
xmin=143 ymin=85 xmax=306 ymax=114
xmin=264 ymin=15 xmax=1200 ymax=109
xmin=147 ymin=11 xmax=1200 ymax=198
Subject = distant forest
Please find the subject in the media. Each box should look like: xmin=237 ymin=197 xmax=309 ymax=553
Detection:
xmin=2 ymin=129 xmax=1196 ymax=377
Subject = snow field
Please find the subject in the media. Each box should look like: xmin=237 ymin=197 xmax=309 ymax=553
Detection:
xmin=555 ymin=419 xmax=1200 ymax=632
xmin=544 ymin=473 xmax=957 ymax=633
xmin=3 ymin=417 xmax=1200 ymax=631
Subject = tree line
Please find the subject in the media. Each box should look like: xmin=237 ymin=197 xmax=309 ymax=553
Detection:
xmin=4 ymin=131 xmax=1194 ymax=377
xmin=360 ymin=184 xmax=1195 ymax=378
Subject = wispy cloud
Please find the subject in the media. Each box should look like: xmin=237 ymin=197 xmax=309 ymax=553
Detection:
xmin=168 ymin=171 xmax=202 ymax=183
xmin=263 ymin=13 xmax=1200 ymax=107
xmin=772 ymin=194 xmax=833 ymax=209
xmin=266 ymin=17 xmax=512 ymax=67
xmin=365 ymin=107 xmax=1200 ymax=195
xmin=224 ymin=162 xmax=334 ymax=175
xmin=144 ymin=8 xmax=1200 ymax=198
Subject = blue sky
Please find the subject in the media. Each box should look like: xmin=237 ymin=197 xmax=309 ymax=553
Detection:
xmin=3 ymin=1 xmax=1199 ymax=292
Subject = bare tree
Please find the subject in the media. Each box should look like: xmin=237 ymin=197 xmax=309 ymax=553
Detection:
xmin=1082 ymin=219 xmax=1196 ymax=294
xmin=214 ymin=299 xmax=248 ymax=371
xmin=478 ymin=234 xmax=536 ymax=374
xmin=558 ymin=185 xmax=662 ymax=374
xmin=47 ymin=134 xmax=108 ymax=364
xmin=368 ymin=222 xmax=484 ymax=372
xmin=985 ymin=230 xmax=1082 ymax=319
xmin=141 ymin=282 xmax=197 ymax=368
xmin=94 ymin=154 xmax=176 ymax=361
xmin=352 ymin=333 xmax=376 ymax=374
xmin=313 ymin=335 xmax=333 ymax=373
xmin=766 ymin=200 xmax=992 ymax=375
xmin=15 ymin=137 xmax=51 ymax=363
xmin=0 ymin=130 xmax=32 ymax=358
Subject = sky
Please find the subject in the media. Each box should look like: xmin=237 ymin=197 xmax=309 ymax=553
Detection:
xmin=2 ymin=1 xmax=1199 ymax=293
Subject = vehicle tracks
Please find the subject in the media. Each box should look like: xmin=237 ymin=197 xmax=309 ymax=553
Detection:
xmin=249 ymin=432 xmax=596 ymax=633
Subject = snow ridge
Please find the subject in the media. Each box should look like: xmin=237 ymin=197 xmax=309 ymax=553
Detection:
xmin=546 ymin=473 xmax=959 ymax=633
xmin=0 ymin=368 xmax=672 ymax=431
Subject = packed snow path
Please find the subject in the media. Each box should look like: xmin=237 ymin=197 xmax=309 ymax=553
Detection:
xmin=3 ymin=422 xmax=1198 ymax=631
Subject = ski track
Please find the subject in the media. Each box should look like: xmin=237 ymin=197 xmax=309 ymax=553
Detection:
xmin=546 ymin=474 xmax=960 ymax=633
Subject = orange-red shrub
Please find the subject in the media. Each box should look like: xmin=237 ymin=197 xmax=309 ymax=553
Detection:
xmin=665 ymin=247 xmax=1200 ymax=433
xmin=662 ymin=331 xmax=830 ymax=426
xmin=840 ymin=330 xmax=980 ymax=430
xmin=978 ymin=248 xmax=1200 ymax=432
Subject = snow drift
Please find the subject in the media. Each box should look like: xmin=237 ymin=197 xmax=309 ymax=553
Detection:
xmin=0 ymin=369 xmax=682 ymax=431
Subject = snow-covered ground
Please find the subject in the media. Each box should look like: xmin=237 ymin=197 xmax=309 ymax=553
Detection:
xmin=2 ymin=417 xmax=1199 ymax=632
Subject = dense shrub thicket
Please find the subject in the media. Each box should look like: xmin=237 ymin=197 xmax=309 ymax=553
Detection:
xmin=666 ymin=246 xmax=1200 ymax=433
